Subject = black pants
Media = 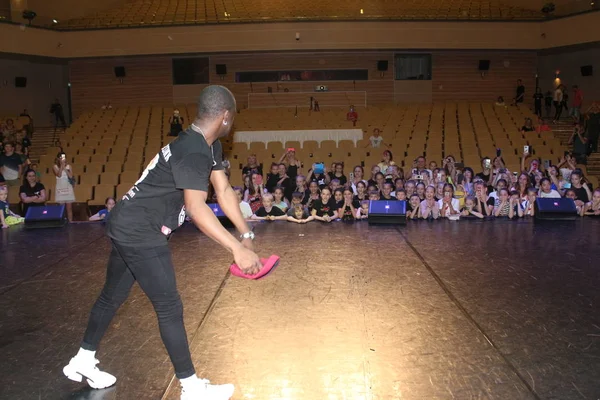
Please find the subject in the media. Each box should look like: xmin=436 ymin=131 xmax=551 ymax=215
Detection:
xmin=553 ymin=101 xmax=563 ymax=120
xmin=534 ymin=102 xmax=542 ymax=118
xmin=54 ymin=114 xmax=67 ymax=130
xmin=81 ymin=241 xmax=195 ymax=379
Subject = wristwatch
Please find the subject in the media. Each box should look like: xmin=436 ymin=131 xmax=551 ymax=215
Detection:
xmin=240 ymin=231 xmax=255 ymax=240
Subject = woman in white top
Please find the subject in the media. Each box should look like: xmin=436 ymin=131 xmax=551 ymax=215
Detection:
xmin=233 ymin=187 xmax=252 ymax=219
xmin=53 ymin=152 xmax=76 ymax=222
xmin=377 ymin=150 xmax=395 ymax=175
xmin=350 ymin=165 xmax=368 ymax=195
xmin=437 ymin=183 xmax=460 ymax=217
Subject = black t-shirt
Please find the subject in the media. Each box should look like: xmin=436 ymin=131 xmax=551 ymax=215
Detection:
xmin=328 ymin=172 xmax=347 ymax=186
xmin=380 ymin=195 xmax=397 ymax=201
xmin=19 ymin=182 xmax=46 ymax=215
xmin=311 ymin=199 xmax=337 ymax=217
xmin=107 ymin=127 xmax=224 ymax=246
xmin=534 ymin=93 xmax=544 ymax=104
xmin=310 ymin=173 xmax=327 ymax=189
xmin=255 ymin=206 xmax=285 ymax=217
xmin=339 ymin=205 xmax=355 ymax=221
xmin=516 ymin=85 xmax=525 ymax=102
xmin=521 ymin=126 xmax=535 ymax=132
xmin=573 ymin=186 xmax=590 ymax=203
xmin=0 ymin=172 xmax=4 ymax=184
xmin=475 ymin=171 xmax=490 ymax=181
xmin=266 ymin=173 xmax=280 ymax=193
xmin=50 ymin=102 xmax=64 ymax=116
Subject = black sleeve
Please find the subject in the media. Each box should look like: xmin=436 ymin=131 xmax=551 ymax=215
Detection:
xmin=19 ymin=185 xmax=27 ymax=195
xmin=36 ymin=183 xmax=46 ymax=192
xmin=270 ymin=207 xmax=285 ymax=216
xmin=487 ymin=197 xmax=495 ymax=207
xmin=211 ymin=141 xmax=225 ymax=172
xmin=255 ymin=207 xmax=267 ymax=217
xmin=172 ymin=152 xmax=212 ymax=191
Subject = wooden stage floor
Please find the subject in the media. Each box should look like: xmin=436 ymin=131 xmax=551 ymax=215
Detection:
xmin=1 ymin=219 xmax=599 ymax=400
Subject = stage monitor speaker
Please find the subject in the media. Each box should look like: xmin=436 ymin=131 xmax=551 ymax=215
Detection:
xmin=114 ymin=66 xmax=126 ymax=78
xmin=535 ymin=198 xmax=577 ymax=221
xmin=208 ymin=203 xmax=233 ymax=228
xmin=216 ymin=64 xmax=227 ymax=75
xmin=377 ymin=60 xmax=389 ymax=72
xmin=368 ymin=200 xmax=406 ymax=225
xmin=15 ymin=77 xmax=27 ymax=87
xmin=581 ymin=65 xmax=593 ymax=77
xmin=24 ymin=205 xmax=67 ymax=229
xmin=478 ymin=60 xmax=491 ymax=71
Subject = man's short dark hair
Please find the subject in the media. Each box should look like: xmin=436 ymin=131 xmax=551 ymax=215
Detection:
xmin=197 ymin=85 xmax=236 ymax=120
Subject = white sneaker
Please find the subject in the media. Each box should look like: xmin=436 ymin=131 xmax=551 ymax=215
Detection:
xmin=181 ymin=378 xmax=234 ymax=400
xmin=63 ymin=356 xmax=117 ymax=389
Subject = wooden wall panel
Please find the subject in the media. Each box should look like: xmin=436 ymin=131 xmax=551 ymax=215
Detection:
xmin=432 ymin=52 xmax=538 ymax=103
xmin=73 ymin=50 xmax=538 ymax=117
xmin=69 ymin=57 xmax=173 ymax=117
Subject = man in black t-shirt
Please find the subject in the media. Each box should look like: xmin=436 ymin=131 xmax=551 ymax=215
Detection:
xmin=64 ymin=86 xmax=260 ymax=399
xmin=50 ymin=98 xmax=67 ymax=131
xmin=513 ymin=79 xmax=525 ymax=105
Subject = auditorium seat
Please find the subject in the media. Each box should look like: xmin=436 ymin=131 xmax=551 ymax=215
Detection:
xmin=90 ymin=185 xmax=116 ymax=205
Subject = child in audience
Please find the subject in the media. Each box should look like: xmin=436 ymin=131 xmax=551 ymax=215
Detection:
xmin=416 ymin=182 xmax=427 ymax=200
xmin=338 ymin=188 xmax=357 ymax=221
xmin=273 ymin=187 xmax=289 ymax=212
xmin=244 ymin=172 xmax=264 ymax=214
xmin=406 ymin=194 xmax=422 ymax=220
xmin=509 ymin=190 xmax=524 ymax=218
xmin=368 ymin=190 xmax=380 ymax=201
xmin=310 ymin=187 xmax=338 ymax=222
xmin=232 ymin=186 xmax=252 ymax=219
xmin=583 ymin=189 xmax=600 ymax=217
xmin=354 ymin=181 xmax=368 ymax=202
xmin=564 ymin=189 xmax=585 ymax=215
xmin=252 ymin=193 xmax=287 ymax=221
xmin=287 ymin=204 xmax=313 ymax=224
xmin=404 ymin=180 xmax=416 ymax=198
xmin=380 ymin=182 xmax=395 ymax=200
xmin=356 ymin=200 xmax=369 ymax=220
xmin=89 ymin=197 xmax=116 ymax=221
xmin=538 ymin=178 xmax=561 ymax=198
xmin=522 ymin=187 xmax=537 ymax=217
xmin=333 ymin=188 xmax=344 ymax=208
xmin=395 ymin=189 xmax=407 ymax=201
xmin=367 ymin=128 xmax=387 ymax=148
xmin=461 ymin=196 xmax=484 ymax=219
xmin=0 ymin=186 xmax=24 ymax=228
xmin=420 ymin=185 xmax=440 ymax=219
xmin=306 ymin=181 xmax=321 ymax=209
xmin=438 ymin=183 xmax=460 ymax=217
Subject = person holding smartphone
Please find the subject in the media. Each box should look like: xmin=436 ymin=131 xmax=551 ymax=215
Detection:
xmin=278 ymin=148 xmax=302 ymax=181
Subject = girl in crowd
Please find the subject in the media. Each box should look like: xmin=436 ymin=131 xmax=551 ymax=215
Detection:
xmin=251 ymin=193 xmax=287 ymax=221
xmin=0 ymin=186 xmax=24 ymax=228
xmin=435 ymin=182 xmax=444 ymax=201
xmin=583 ymin=189 xmax=600 ymax=217
xmin=337 ymin=188 xmax=357 ymax=221
xmin=438 ymin=183 xmax=460 ymax=217
xmin=514 ymin=173 xmax=530 ymax=201
xmin=350 ymin=165 xmax=367 ymax=194
xmin=416 ymin=182 xmax=426 ymax=200
xmin=273 ymin=187 xmax=289 ymax=212
xmin=293 ymin=175 xmax=309 ymax=204
xmin=244 ymin=171 xmax=264 ymax=214
xmin=522 ymin=187 xmax=537 ymax=217
xmin=356 ymin=200 xmax=369 ymax=220
xmin=569 ymin=170 xmax=592 ymax=203
xmin=306 ymin=181 xmax=321 ymax=209
xmin=19 ymin=168 xmax=46 ymax=216
xmin=404 ymin=180 xmax=416 ymax=198
xmin=420 ymin=185 xmax=440 ymax=220
xmin=287 ymin=204 xmax=313 ymax=224
xmin=333 ymin=188 xmax=344 ymax=208
xmin=232 ymin=186 xmax=252 ymax=219
xmin=374 ymin=172 xmax=385 ymax=191
xmin=328 ymin=162 xmax=347 ymax=186
xmin=278 ymin=148 xmax=302 ymax=180
xmin=461 ymin=196 xmax=484 ymax=219
xmin=377 ymin=150 xmax=395 ymax=175
xmin=53 ymin=152 xmax=76 ymax=222
xmin=89 ymin=197 xmax=116 ymax=222
xmin=310 ymin=187 xmax=338 ymax=222
xmin=462 ymin=167 xmax=475 ymax=196
xmin=242 ymin=154 xmax=262 ymax=178
xmin=353 ymin=181 xmax=368 ymax=203
xmin=520 ymin=118 xmax=535 ymax=133
xmin=307 ymin=163 xmax=330 ymax=189
xmin=406 ymin=194 xmax=421 ymax=220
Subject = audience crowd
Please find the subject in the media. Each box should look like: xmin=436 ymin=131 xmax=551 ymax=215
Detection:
xmin=228 ymin=146 xmax=599 ymax=224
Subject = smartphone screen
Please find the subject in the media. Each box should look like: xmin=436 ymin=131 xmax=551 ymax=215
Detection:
xmin=524 ymin=145 xmax=530 ymax=154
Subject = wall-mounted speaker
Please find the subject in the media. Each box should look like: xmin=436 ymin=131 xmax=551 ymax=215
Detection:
xmin=581 ymin=65 xmax=593 ymax=77
xmin=216 ymin=64 xmax=227 ymax=75
xmin=15 ymin=77 xmax=27 ymax=87
xmin=377 ymin=60 xmax=389 ymax=72
xmin=478 ymin=60 xmax=491 ymax=71
xmin=114 ymin=66 xmax=126 ymax=78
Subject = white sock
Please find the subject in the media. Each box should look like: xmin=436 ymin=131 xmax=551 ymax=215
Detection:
xmin=75 ymin=347 xmax=96 ymax=362
xmin=180 ymin=374 xmax=199 ymax=390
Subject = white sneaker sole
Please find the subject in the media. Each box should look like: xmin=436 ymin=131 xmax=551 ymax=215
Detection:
xmin=63 ymin=363 xmax=116 ymax=389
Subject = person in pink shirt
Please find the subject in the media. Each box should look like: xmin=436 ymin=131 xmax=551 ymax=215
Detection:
xmin=570 ymin=85 xmax=584 ymax=122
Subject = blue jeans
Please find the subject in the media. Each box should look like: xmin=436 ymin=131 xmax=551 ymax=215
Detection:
xmin=81 ymin=241 xmax=195 ymax=379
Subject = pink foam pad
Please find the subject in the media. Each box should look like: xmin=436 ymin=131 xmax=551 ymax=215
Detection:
xmin=230 ymin=255 xmax=280 ymax=280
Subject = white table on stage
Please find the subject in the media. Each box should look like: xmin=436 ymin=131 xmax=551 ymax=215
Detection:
xmin=233 ymin=129 xmax=363 ymax=149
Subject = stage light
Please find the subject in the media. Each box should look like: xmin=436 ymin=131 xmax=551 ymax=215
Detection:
xmin=360 ymin=9 xmax=364 ymax=14
xmin=52 ymin=19 xmax=58 ymax=24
